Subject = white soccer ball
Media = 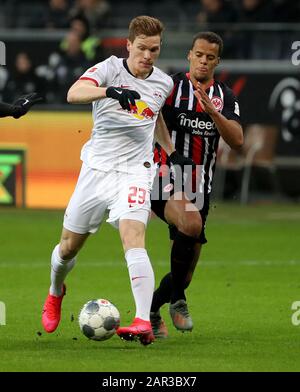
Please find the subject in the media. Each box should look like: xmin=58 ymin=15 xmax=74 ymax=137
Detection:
xmin=78 ymin=299 xmax=120 ymax=341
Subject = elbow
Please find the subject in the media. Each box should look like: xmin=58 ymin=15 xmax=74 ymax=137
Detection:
xmin=67 ymin=89 xmax=76 ymax=104
xmin=230 ymin=128 xmax=244 ymax=150
xmin=67 ymin=84 xmax=81 ymax=103
xmin=232 ymin=136 xmax=244 ymax=150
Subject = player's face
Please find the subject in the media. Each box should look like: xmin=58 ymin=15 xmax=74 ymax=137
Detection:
xmin=188 ymin=39 xmax=220 ymax=83
xmin=127 ymin=35 xmax=161 ymax=78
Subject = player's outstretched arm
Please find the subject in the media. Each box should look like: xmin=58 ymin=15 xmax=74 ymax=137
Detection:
xmin=0 ymin=93 xmax=42 ymax=119
xmin=67 ymin=79 xmax=108 ymax=104
xmin=12 ymin=93 xmax=42 ymax=118
xmin=0 ymin=101 xmax=16 ymax=118
xmin=67 ymin=81 xmax=141 ymax=110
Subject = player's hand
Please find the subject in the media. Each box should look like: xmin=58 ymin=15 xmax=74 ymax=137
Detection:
xmin=169 ymin=150 xmax=196 ymax=170
xmin=194 ymin=83 xmax=216 ymax=115
xmin=12 ymin=93 xmax=43 ymax=119
xmin=106 ymin=86 xmax=140 ymax=111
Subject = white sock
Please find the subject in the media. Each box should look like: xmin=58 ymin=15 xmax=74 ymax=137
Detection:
xmin=50 ymin=244 xmax=76 ymax=296
xmin=125 ymin=248 xmax=155 ymax=321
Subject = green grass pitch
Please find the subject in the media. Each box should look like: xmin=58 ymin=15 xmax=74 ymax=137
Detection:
xmin=0 ymin=202 xmax=300 ymax=372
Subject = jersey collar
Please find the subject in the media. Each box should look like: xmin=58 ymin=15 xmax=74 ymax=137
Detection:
xmin=123 ymin=59 xmax=154 ymax=79
xmin=186 ymin=72 xmax=214 ymax=91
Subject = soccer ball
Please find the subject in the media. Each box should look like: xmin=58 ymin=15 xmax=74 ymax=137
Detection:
xmin=78 ymin=299 xmax=120 ymax=341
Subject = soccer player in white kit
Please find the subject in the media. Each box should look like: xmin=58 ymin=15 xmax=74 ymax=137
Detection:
xmin=41 ymin=16 xmax=191 ymax=345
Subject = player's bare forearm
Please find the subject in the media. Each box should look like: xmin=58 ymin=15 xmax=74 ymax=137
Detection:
xmin=194 ymin=88 xmax=243 ymax=150
xmin=154 ymin=112 xmax=175 ymax=155
xmin=67 ymin=80 xmax=107 ymax=104
xmin=210 ymin=111 xmax=243 ymax=150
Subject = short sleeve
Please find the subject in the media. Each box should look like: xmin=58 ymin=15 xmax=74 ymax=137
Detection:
xmin=222 ymin=85 xmax=241 ymax=124
xmin=167 ymin=78 xmax=174 ymax=98
xmin=79 ymin=59 xmax=109 ymax=87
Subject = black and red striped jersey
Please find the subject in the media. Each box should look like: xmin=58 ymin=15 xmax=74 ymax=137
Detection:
xmin=154 ymin=72 xmax=241 ymax=195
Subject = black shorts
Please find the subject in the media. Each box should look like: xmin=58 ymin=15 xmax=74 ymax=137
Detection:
xmin=151 ymin=173 xmax=209 ymax=244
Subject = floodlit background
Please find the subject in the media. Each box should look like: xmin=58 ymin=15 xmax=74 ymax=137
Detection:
xmin=1 ymin=0 xmax=300 ymax=207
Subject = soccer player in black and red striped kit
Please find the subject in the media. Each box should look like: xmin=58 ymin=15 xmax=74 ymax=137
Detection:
xmin=150 ymin=32 xmax=244 ymax=337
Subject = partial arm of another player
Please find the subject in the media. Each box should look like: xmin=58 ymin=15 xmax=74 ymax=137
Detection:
xmin=194 ymin=85 xmax=243 ymax=150
xmin=0 ymin=101 xmax=16 ymax=118
xmin=0 ymin=93 xmax=42 ymax=118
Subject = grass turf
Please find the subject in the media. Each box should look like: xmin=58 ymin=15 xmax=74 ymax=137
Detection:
xmin=0 ymin=202 xmax=300 ymax=372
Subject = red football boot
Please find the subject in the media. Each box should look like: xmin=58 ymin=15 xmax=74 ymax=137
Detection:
xmin=42 ymin=285 xmax=66 ymax=333
xmin=117 ymin=317 xmax=155 ymax=346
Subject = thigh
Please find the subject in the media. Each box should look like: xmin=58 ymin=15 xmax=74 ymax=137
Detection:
xmin=151 ymin=166 xmax=175 ymax=223
xmin=63 ymin=164 xmax=108 ymax=234
xmin=107 ymin=168 xmax=154 ymax=228
xmin=164 ymin=192 xmax=200 ymax=227
xmin=151 ymin=198 xmax=168 ymax=223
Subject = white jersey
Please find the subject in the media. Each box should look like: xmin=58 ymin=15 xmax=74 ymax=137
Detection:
xmin=79 ymin=55 xmax=173 ymax=173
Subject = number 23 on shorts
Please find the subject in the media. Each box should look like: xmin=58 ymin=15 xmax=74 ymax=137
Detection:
xmin=128 ymin=186 xmax=146 ymax=207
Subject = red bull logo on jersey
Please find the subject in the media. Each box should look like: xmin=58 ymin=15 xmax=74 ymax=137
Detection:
xmin=128 ymin=100 xmax=155 ymax=120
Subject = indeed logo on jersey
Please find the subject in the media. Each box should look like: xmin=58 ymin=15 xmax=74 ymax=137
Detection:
xmin=178 ymin=113 xmax=216 ymax=135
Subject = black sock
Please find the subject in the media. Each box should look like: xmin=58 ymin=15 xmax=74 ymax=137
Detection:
xmin=151 ymin=272 xmax=172 ymax=313
xmin=170 ymin=231 xmax=197 ymax=304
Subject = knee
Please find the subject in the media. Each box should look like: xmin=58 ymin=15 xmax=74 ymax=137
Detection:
xmin=120 ymin=228 xmax=144 ymax=252
xmin=59 ymin=239 xmax=80 ymax=260
xmin=177 ymin=214 xmax=202 ymax=239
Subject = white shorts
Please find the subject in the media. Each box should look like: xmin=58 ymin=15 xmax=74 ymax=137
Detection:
xmin=63 ymin=163 xmax=155 ymax=233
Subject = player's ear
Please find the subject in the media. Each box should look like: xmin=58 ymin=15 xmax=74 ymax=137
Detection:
xmin=216 ymin=57 xmax=220 ymax=66
xmin=187 ymin=50 xmax=191 ymax=62
xmin=126 ymin=39 xmax=132 ymax=53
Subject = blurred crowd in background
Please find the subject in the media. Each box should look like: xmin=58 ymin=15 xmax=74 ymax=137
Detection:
xmin=1 ymin=0 xmax=299 ymax=30
xmin=0 ymin=0 xmax=299 ymax=103
xmin=1 ymin=0 xmax=299 ymax=203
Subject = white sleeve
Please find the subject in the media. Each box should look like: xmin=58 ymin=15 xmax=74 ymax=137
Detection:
xmin=79 ymin=58 xmax=110 ymax=87
xmin=167 ymin=78 xmax=174 ymax=97
xmin=161 ymin=77 xmax=174 ymax=105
